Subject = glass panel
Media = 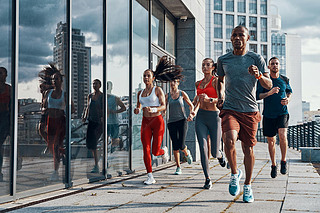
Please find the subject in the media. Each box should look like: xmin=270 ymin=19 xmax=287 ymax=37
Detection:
xmin=238 ymin=15 xmax=246 ymax=27
xmin=249 ymin=0 xmax=257 ymax=14
xmin=260 ymin=0 xmax=267 ymax=15
xmin=249 ymin=16 xmax=257 ymax=41
xmin=226 ymin=42 xmax=233 ymax=53
xmin=261 ymin=44 xmax=267 ymax=63
xmin=214 ymin=41 xmax=223 ymax=62
xmin=17 ymin=0 xmax=66 ymax=193
xmin=214 ymin=13 xmax=222 ymax=38
xmin=132 ymin=0 xmax=149 ymax=171
xmin=71 ymin=0 xmax=104 ymax=182
xmin=237 ymin=0 xmax=246 ymax=13
xmin=165 ymin=15 xmax=175 ymax=55
xmin=226 ymin=15 xmax=234 ymax=38
xmin=214 ymin=0 xmax=222 ymax=10
xmin=226 ymin=0 xmax=234 ymax=12
xmin=0 ymin=0 xmax=11 ymax=197
xmin=249 ymin=44 xmax=257 ymax=53
xmin=152 ymin=1 xmax=164 ymax=48
xmin=261 ymin=18 xmax=267 ymax=42
xmin=106 ymin=0 xmax=130 ymax=178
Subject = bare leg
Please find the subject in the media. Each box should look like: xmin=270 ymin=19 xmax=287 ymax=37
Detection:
xmin=223 ymin=130 xmax=238 ymax=174
xmin=39 ymin=122 xmax=48 ymax=144
xmin=241 ymin=142 xmax=255 ymax=185
xmin=278 ymin=128 xmax=288 ymax=162
xmin=267 ymin=136 xmax=277 ymax=166
xmin=92 ymin=149 xmax=99 ymax=166
xmin=173 ymin=150 xmax=180 ymax=167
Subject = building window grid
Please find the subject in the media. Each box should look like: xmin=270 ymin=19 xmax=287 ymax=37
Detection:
xmin=249 ymin=0 xmax=257 ymax=14
xmin=249 ymin=16 xmax=257 ymax=41
xmin=237 ymin=0 xmax=246 ymax=13
xmin=226 ymin=0 xmax=234 ymax=12
xmin=214 ymin=0 xmax=223 ymax=11
xmin=226 ymin=15 xmax=234 ymax=39
xmin=214 ymin=13 xmax=223 ymax=38
xmin=260 ymin=18 xmax=267 ymax=42
xmin=260 ymin=0 xmax=267 ymax=15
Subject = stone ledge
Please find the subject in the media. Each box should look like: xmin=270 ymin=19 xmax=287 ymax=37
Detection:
xmin=300 ymin=147 xmax=320 ymax=162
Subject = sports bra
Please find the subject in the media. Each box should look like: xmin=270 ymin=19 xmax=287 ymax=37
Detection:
xmin=139 ymin=86 xmax=160 ymax=108
xmin=196 ymin=77 xmax=218 ymax=98
xmin=47 ymin=89 xmax=65 ymax=110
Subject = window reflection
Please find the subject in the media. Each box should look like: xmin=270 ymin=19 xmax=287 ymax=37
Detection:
xmin=249 ymin=0 xmax=257 ymax=14
xmin=226 ymin=0 xmax=234 ymax=12
xmin=152 ymin=1 xmax=165 ymax=48
xmin=226 ymin=15 xmax=234 ymax=38
xmin=214 ymin=13 xmax=222 ymax=38
xmin=214 ymin=0 xmax=222 ymax=10
xmin=249 ymin=16 xmax=257 ymax=41
xmin=238 ymin=0 xmax=246 ymax=13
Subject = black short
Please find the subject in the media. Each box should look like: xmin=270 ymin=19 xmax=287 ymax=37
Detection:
xmin=263 ymin=114 xmax=289 ymax=137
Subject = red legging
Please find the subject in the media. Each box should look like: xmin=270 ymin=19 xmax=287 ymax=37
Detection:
xmin=141 ymin=115 xmax=165 ymax=173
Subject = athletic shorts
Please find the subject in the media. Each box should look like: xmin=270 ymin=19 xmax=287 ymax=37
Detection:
xmin=219 ymin=109 xmax=261 ymax=147
xmin=107 ymin=124 xmax=119 ymax=139
xmin=263 ymin=114 xmax=289 ymax=137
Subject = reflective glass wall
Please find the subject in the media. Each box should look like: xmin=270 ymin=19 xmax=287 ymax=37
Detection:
xmin=17 ymin=0 xmax=66 ymax=194
xmin=0 ymin=0 xmax=12 ymax=198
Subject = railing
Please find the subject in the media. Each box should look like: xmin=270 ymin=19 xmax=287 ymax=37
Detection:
xmin=257 ymin=121 xmax=320 ymax=150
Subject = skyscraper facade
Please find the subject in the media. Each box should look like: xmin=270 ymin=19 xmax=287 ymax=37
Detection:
xmin=205 ymin=0 xmax=271 ymax=62
xmin=53 ymin=22 xmax=91 ymax=118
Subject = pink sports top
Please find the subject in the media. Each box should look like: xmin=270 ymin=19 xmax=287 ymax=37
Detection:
xmin=139 ymin=86 xmax=160 ymax=108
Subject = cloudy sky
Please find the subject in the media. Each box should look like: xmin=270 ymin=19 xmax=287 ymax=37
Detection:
xmin=1 ymin=0 xmax=319 ymax=110
xmin=274 ymin=0 xmax=320 ymax=110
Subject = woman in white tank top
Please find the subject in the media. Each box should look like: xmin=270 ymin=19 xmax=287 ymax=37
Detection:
xmin=43 ymin=72 xmax=75 ymax=181
xmin=134 ymin=56 xmax=184 ymax=185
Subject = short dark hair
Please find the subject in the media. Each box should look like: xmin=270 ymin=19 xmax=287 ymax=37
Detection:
xmin=233 ymin=25 xmax=249 ymax=34
xmin=93 ymin=79 xmax=101 ymax=85
xmin=0 ymin=67 xmax=7 ymax=75
xmin=268 ymin=57 xmax=280 ymax=64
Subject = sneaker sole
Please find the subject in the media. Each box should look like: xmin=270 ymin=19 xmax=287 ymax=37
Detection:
xmin=229 ymin=169 xmax=243 ymax=196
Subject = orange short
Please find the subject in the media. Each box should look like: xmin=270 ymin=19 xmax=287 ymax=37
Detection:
xmin=219 ymin=109 xmax=261 ymax=147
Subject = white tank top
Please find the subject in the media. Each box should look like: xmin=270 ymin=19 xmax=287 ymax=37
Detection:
xmin=47 ymin=89 xmax=65 ymax=110
xmin=139 ymin=86 xmax=160 ymax=108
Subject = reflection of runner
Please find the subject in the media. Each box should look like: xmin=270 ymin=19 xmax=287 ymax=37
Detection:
xmin=257 ymin=57 xmax=292 ymax=178
xmin=0 ymin=67 xmax=11 ymax=182
xmin=166 ymin=79 xmax=193 ymax=175
xmin=38 ymin=63 xmax=59 ymax=148
xmin=217 ymin=26 xmax=272 ymax=202
xmin=188 ymin=58 xmax=226 ymax=190
xmin=134 ymin=56 xmax=182 ymax=185
xmin=43 ymin=72 xmax=75 ymax=181
xmin=82 ymin=79 xmax=104 ymax=173
xmin=107 ymin=81 xmax=126 ymax=151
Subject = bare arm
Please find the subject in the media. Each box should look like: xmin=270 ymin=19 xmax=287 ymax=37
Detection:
xmin=181 ymin=90 xmax=194 ymax=112
xmin=216 ymin=76 xmax=225 ymax=110
xmin=281 ymin=92 xmax=292 ymax=106
xmin=82 ymin=94 xmax=90 ymax=122
xmin=134 ymin=90 xmax=142 ymax=114
xmin=153 ymin=86 xmax=166 ymax=112
xmin=248 ymin=65 xmax=272 ymax=90
xmin=115 ymin=97 xmax=126 ymax=113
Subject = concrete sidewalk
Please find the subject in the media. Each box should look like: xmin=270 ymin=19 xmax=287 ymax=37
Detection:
xmin=1 ymin=142 xmax=320 ymax=213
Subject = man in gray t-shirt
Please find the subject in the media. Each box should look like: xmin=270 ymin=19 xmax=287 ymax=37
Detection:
xmin=216 ymin=25 xmax=272 ymax=203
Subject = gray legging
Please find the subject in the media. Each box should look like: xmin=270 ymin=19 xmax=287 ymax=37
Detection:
xmin=195 ymin=109 xmax=222 ymax=178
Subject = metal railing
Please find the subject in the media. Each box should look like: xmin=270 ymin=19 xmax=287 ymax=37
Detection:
xmin=256 ymin=121 xmax=320 ymax=150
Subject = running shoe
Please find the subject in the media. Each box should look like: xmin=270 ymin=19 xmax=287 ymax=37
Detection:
xmin=203 ymin=178 xmax=212 ymax=189
xmin=218 ymin=153 xmax=226 ymax=167
xmin=229 ymin=169 xmax=242 ymax=196
xmin=162 ymin=146 xmax=169 ymax=163
xmin=271 ymin=165 xmax=277 ymax=178
xmin=280 ymin=161 xmax=287 ymax=175
xmin=186 ymin=149 xmax=193 ymax=164
xmin=243 ymin=184 xmax=254 ymax=203
xmin=144 ymin=174 xmax=156 ymax=185
xmin=49 ymin=171 xmax=59 ymax=181
xmin=174 ymin=167 xmax=182 ymax=175
xmin=91 ymin=165 xmax=100 ymax=173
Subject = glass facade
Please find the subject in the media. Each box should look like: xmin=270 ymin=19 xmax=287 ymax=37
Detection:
xmin=214 ymin=13 xmax=223 ymax=38
xmin=214 ymin=41 xmax=223 ymax=61
xmin=226 ymin=42 xmax=233 ymax=53
xmin=261 ymin=44 xmax=268 ymax=62
xmin=249 ymin=44 xmax=257 ymax=53
xmin=249 ymin=0 xmax=257 ymax=14
xmin=214 ymin=0 xmax=223 ymax=10
xmin=238 ymin=15 xmax=246 ymax=27
xmin=249 ymin=16 xmax=257 ymax=41
xmin=237 ymin=0 xmax=246 ymax=13
xmin=0 ymin=0 xmax=177 ymax=202
xmin=272 ymin=33 xmax=286 ymax=75
xmin=226 ymin=0 xmax=234 ymax=12
xmin=261 ymin=18 xmax=267 ymax=42
xmin=260 ymin=0 xmax=267 ymax=15
xmin=226 ymin=15 xmax=234 ymax=38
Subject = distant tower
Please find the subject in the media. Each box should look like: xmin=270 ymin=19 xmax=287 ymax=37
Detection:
xmin=53 ymin=22 xmax=91 ymax=118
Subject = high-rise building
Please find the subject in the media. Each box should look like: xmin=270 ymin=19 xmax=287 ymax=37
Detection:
xmin=205 ymin=0 xmax=271 ymax=62
xmin=270 ymin=5 xmax=303 ymax=125
xmin=53 ymin=22 xmax=91 ymax=118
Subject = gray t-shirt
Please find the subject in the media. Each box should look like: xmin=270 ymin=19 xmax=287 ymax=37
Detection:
xmin=217 ymin=51 xmax=268 ymax=112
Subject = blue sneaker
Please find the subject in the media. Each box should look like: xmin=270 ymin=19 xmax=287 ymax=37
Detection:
xmin=186 ymin=149 xmax=193 ymax=164
xmin=243 ymin=184 xmax=254 ymax=203
xmin=174 ymin=167 xmax=182 ymax=175
xmin=229 ymin=169 xmax=242 ymax=196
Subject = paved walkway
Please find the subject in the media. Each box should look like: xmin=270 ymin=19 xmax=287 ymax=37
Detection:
xmin=1 ymin=142 xmax=320 ymax=213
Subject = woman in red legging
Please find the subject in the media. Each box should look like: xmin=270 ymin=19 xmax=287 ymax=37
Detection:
xmin=134 ymin=56 xmax=183 ymax=185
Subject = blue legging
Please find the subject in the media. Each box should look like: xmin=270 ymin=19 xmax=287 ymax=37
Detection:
xmin=195 ymin=109 xmax=222 ymax=178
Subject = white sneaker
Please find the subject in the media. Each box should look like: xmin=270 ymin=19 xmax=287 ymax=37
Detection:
xmin=162 ymin=146 xmax=169 ymax=163
xmin=49 ymin=171 xmax=59 ymax=181
xmin=144 ymin=173 xmax=156 ymax=185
